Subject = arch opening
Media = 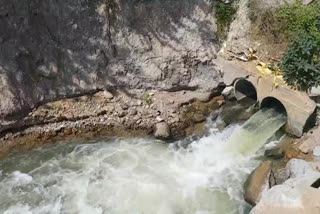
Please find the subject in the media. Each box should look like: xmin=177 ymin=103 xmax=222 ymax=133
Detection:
xmin=260 ymin=97 xmax=287 ymax=116
xmin=234 ymin=79 xmax=257 ymax=101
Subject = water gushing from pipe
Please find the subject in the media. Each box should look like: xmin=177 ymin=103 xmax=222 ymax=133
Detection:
xmin=0 ymin=108 xmax=286 ymax=214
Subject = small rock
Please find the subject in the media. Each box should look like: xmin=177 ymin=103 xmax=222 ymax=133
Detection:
xmin=64 ymin=127 xmax=73 ymax=135
xmin=298 ymin=127 xmax=320 ymax=153
xmin=264 ymin=148 xmax=284 ymax=159
xmin=273 ymin=167 xmax=290 ymax=185
xmin=72 ymin=23 xmax=78 ymax=30
xmin=311 ymin=162 xmax=320 ymax=171
xmin=136 ymin=100 xmax=142 ymax=106
xmin=168 ymin=100 xmax=175 ymax=104
xmin=108 ymin=106 xmax=115 ymax=112
xmin=221 ymin=86 xmax=234 ymax=99
xmin=97 ymin=109 xmax=107 ymax=116
xmin=133 ymin=115 xmax=141 ymax=121
xmin=299 ymin=137 xmax=320 ymax=154
xmin=169 ymin=117 xmax=180 ymax=124
xmin=192 ymin=92 xmax=212 ymax=102
xmin=154 ymin=122 xmax=171 ymax=139
xmin=103 ymin=90 xmax=114 ymax=99
xmin=217 ymin=100 xmax=225 ymax=106
xmin=313 ymin=146 xmax=320 ymax=157
xmin=193 ymin=113 xmax=206 ymax=123
xmin=286 ymin=153 xmax=293 ymax=160
xmin=122 ymin=104 xmax=129 ymax=110
xmin=156 ymin=116 xmax=164 ymax=122
xmin=210 ymin=111 xmax=219 ymax=121
xmin=130 ymin=109 xmax=137 ymax=115
xmin=118 ymin=111 xmax=126 ymax=118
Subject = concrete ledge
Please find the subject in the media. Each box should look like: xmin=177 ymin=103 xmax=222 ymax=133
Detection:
xmin=217 ymin=58 xmax=316 ymax=137
xmin=247 ymin=76 xmax=316 ymax=137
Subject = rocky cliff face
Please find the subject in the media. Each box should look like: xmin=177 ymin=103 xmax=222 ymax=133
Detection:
xmin=223 ymin=0 xmax=296 ymax=59
xmin=0 ymin=0 xmax=222 ymax=132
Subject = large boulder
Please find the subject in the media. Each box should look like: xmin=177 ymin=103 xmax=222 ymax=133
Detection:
xmin=154 ymin=122 xmax=171 ymax=139
xmin=251 ymin=159 xmax=320 ymax=214
xmin=298 ymin=126 xmax=320 ymax=154
xmin=244 ymin=160 xmax=272 ymax=206
xmin=251 ymin=174 xmax=320 ymax=214
xmin=0 ymin=0 xmax=223 ymax=132
xmin=251 ymin=179 xmax=320 ymax=214
xmin=286 ymin=159 xmax=316 ymax=178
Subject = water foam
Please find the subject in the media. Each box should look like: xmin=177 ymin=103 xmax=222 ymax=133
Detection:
xmin=0 ymin=108 xmax=286 ymax=214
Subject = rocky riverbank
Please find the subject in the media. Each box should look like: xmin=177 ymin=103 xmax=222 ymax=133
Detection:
xmin=245 ymin=126 xmax=320 ymax=213
xmin=1 ymin=0 xmax=320 ymax=212
xmin=0 ymin=89 xmax=226 ymax=158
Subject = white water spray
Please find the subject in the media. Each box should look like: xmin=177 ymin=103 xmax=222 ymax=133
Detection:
xmin=0 ymin=108 xmax=286 ymax=214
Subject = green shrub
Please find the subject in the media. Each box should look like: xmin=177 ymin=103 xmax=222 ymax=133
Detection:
xmin=276 ymin=1 xmax=320 ymax=91
xmin=276 ymin=1 xmax=320 ymax=40
xmin=279 ymin=33 xmax=320 ymax=92
xmin=143 ymin=93 xmax=153 ymax=106
xmin=249 ymin=0 xmax=320 ymax=40
xmin=214 ymin=1 xmax=237 ymax=41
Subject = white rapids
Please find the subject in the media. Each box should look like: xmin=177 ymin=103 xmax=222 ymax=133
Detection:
xmin=0 ymin=108 xmax=286 ymax=214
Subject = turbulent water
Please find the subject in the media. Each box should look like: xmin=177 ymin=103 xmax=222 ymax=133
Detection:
xmin=0 ymin=108 xmax=286 ymax=214
xmin=228 ymin=108 xmax=287 ymax=156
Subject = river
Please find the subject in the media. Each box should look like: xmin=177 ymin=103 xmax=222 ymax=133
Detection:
xmin=0 ymin=108 xmax=286 ymax=214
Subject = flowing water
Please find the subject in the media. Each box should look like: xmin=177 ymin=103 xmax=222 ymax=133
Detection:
xmin=0 ymin=108 xmax=286 ymax=214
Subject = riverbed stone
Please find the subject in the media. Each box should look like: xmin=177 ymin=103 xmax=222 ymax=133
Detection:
xmin=244 ymin=160 xmax=272 ymax=206
xmin=272 ymin=167 xmax=290 ymax=185
xmin=251 ymin=171 xmax=320 ymax=214
xmin=264 ymin=147 xmax=284 ymax=159
xmin=221 ymin=86 xmax=234 ymax=100
xmin=154 ymin=122 xmax=171 ymax=139
xmin=298 ymin=126 xmax=320 ymax=154
xmin=313 ymin=146 xmax=320 ymax=157
xmin=95 ymin=90 xmax=114 ymax=100
xmin=286 ymin=159 xmax=315 ymax=178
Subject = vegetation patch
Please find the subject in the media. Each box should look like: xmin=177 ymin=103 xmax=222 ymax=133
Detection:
xmin=280 ymin=32 xmax=320 ymax=92
xmin=275 ymin=1 xmax=320 ymax=40
xmin=278 ymin=1 xmax=320 ymax=92
xmin=249 ymin=0 xmax=320 ymax=91
xmin=214 ymin=1 xmax=238 ymax=42
xmin=142 ymin=93 xmax=153 ymax=106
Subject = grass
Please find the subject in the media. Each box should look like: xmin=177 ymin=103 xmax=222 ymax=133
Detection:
xmin=214 ymin=1 xmax=238 ymax=42
xmin=249 ymin=0 xmax=320 ymax=42
xmin=276 ymin=1 xmax=320 ymax=40
xmin=249 ymin=0 xmax=320 ymax=91
xmin=142 ymin=93 xmax=153 ymax=106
